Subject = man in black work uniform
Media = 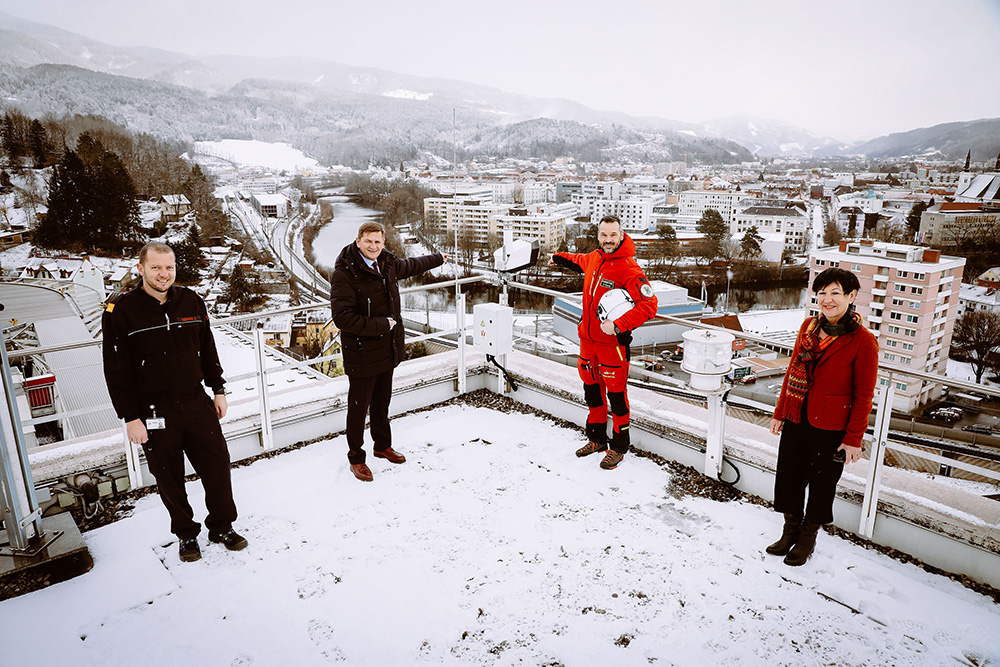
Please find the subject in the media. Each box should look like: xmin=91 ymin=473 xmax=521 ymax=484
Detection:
xmin=330 ymin=221 xmax=446 ymax=482
xmin=103 ymin=241 xmax=247 ymax=562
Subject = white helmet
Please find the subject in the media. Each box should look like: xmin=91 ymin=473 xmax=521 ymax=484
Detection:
xmin=597 ymin=288 xmax=634 ymax=322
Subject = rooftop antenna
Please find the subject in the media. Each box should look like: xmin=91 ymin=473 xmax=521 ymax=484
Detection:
xmin=452 ymin=108 xmax=457 ymax=175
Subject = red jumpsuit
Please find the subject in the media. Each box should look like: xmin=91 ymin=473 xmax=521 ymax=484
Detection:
xmin=553 ymin=234 xmax=658 ymax=453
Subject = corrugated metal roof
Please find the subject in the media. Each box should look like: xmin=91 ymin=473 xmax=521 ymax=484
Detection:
xmin=0 ymin=282 xmax=77 ymax=325
xmin=33 ymin=317 xmax=120 ymax=440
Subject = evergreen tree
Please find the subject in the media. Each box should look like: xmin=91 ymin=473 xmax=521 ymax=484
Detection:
xmin=28 ymin=120 xmax=48 ymax=168
xmin=37 ymin=150 xmax=91 ymax=250
xmin=739 ymin=225 xmax=764 ymax=262
xmin=906 ymin=201 xmax=929 ymax=233
xmin=823 ymin=219 xmax=842 ymax=247
xmin=37 ymin=142 xmax=143 ymax=252
xmin=173 ymin=224 xmax=205 ymax=283
xmin=90 ymin=148 xmax=142 ymax=251
xmin=1 ymin=113 xmax=24 ymax=169
xmin=225 ymin=263 xmax=266 ymax=312
xmin=183 ymin=164 xmax=228 ymax=236
xmin=696 ymin=208 xmax=729 ymax=260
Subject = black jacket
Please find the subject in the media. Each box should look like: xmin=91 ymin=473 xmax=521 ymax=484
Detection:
xmin=329 ymin=243 xmax=443 ymax=377
xmin=102 ymin=285 xmax=226 ymax=422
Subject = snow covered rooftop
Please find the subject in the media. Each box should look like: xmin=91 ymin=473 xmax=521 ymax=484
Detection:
xmin=3 ymin=402 xmax=998 ymax=665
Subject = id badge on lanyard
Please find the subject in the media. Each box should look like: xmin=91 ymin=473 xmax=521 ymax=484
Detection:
xmin=146 ymin=405 xmax=166 ymax=430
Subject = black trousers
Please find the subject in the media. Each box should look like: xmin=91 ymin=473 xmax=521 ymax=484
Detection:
xmin=141 ymin=392 xmax=238 ymax=540
xmin=346 ymin=368 xmax=394 ymax=465
xmin=773 ymin=402 xmax=846 ymax=525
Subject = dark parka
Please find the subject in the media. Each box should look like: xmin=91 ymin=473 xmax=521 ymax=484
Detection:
xmin=329 ymin=242 xmax=444 ymax=377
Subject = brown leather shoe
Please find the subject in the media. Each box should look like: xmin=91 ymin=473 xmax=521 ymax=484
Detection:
xmin=374 ymin=447 xmax=406 ymax=464
xmin=351 ymin=463 xmax=374 ymax=481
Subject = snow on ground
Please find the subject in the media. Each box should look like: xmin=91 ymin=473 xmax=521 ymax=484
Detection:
xmin=3 ymin=406 xmax=999 ymax=666
xmin=738 ymin=308 xmax=806 ymax=335
xmin=0 ymin=241 xmax=32 ymax=273
xmin=914 ymin=472 xmax=1000 ymax=497
xmin=947 ymin=358 xmax=1000 ymax=391
xmin=193 ymin=140 xmax=319 ymax=172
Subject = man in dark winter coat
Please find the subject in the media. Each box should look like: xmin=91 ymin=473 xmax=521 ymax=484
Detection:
xmin=330 ymin=222 xmax=446 ymax=481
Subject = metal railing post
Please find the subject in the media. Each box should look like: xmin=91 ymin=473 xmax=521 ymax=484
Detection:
xmin=704 ymin=390 xmax=727 ymax=480
xmin=860 ymin=383 xmax=895 ymax=539
xmin=0 ymin=335 xmax=42 ymax=550
xmin=254 ymin=322 xmax=274 ymax=451
xmin=456 ymin=292 xmax=467 ymax=394
xmin=122 ymin=421 xmax=143 ymax=490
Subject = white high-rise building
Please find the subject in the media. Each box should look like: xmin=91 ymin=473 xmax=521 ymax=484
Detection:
xmin=810 ymin=240 xmax=965 ymax=412
xmin=591 ymin=194 xmax=666 ymax=234
xmin=676 ymin=190 xmax=747 ymax=228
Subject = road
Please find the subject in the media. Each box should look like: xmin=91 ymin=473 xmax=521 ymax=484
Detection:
xmin=227 ymin=196 xmax=329 ymax=302
xmin=811 ymin=199 xmax=826 ymax=250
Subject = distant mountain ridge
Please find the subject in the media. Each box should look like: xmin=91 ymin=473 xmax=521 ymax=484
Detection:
xmin=842 ymin=118 xmax=1000 ymax=163
xmin=0 ymin=10 xmax=993 ymax=166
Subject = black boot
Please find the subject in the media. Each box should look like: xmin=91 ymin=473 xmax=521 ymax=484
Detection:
xmin=784 ymin=522 xmax=821 ymax=566
xmin=765 ymin=514 xmax=801 ymax=556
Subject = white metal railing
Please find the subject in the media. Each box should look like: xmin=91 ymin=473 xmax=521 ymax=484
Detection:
xmin=4 ymin=276 xmax=1000 ymax=557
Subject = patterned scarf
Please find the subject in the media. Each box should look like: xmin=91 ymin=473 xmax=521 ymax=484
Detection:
xmin=782 ymin=308 xmax=862 ymax=423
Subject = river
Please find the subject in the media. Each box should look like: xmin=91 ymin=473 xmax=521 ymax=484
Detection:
xmin=311 ymin=193 xmax=384 ymax=270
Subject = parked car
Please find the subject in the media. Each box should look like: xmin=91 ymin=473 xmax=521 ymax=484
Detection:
xmin=739 ymin=374 xmax=758 ymax=385
xmin=928 ymin=408 xmax=961 ymax=423
xmin=961 ymin=424 xmax=993 ymax=435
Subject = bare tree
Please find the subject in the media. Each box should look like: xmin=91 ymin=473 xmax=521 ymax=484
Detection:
xmin=952 ymin=311 xmax=1000 ymax=383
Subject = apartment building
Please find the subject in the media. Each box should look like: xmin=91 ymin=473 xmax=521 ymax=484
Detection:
xmin=733 ymin=201 xmax=809 ymax=253
xmin=555 ymin=182 xmax=583 ymax=204
xmin=429 ymin=199 xmax=573 ymax=252
xmin=571 ymin=181 xmax=622 ymax=217
xmin=591 ymin=194 xmax=666 ymax=234
xmin=676 ymin=190 xmax=746 ymax=227
xmin=492 ymin=203 xmax=575 ymax=251
xmin=810 ymin=240 xmax=965 ymax=411
xmin=422 ymin=186 xmax=494 ymax=228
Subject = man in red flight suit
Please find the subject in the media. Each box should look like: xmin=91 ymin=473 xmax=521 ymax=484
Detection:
xmin=550 ymin=215 xmax=658 ymax=470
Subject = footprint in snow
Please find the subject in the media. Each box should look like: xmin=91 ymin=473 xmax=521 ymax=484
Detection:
xmin=230 ymin=653 xmax=254 ymax=666
xmin=296 ymin=566 xmax=342 ymax=599
xmin=308 ymin=619 xmax=346 ymax=662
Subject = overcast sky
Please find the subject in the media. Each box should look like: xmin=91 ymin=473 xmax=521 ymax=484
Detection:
xmin=3 ymin=0 xmax=999 ymax=142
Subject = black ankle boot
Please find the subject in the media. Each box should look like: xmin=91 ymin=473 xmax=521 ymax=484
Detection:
xmin=766 ymin=514 xmax=801 ymax=556
xmin=784 ymin=522 xmax=821 ymax=566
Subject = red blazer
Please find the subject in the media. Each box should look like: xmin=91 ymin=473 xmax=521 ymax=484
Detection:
xmin=773 ymin=317 xmax=879 ymax=448
xmin=552 ymin=234 xmax=658 ymax=345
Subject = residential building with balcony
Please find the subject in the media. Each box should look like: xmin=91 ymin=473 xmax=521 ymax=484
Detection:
xmin=810 ymin=240 xmax=965 ymax=411
xmin=492 ymin=203 xmax=575 ymax=252
xmin=733 ymin=201 xmax=809 ymax=254
xmin=571 ymin=181 xmax=621 ymax=217
xmin=676 ymin=189 xmax=746 ymax=229
xmin=590 ymin=194 xmax=666 ymax=234
xmin=422 ymin=187 xmax=495 ymax=229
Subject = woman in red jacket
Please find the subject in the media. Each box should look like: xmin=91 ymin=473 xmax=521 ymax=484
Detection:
xmin=767 ymin=267 xmax=879 ymax=566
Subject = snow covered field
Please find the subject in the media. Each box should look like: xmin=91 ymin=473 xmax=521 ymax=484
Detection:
xmin=2 ymin=404 xmax=999 ymax=666
xmin=192 ymin=140 xmax=319 ymax=172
